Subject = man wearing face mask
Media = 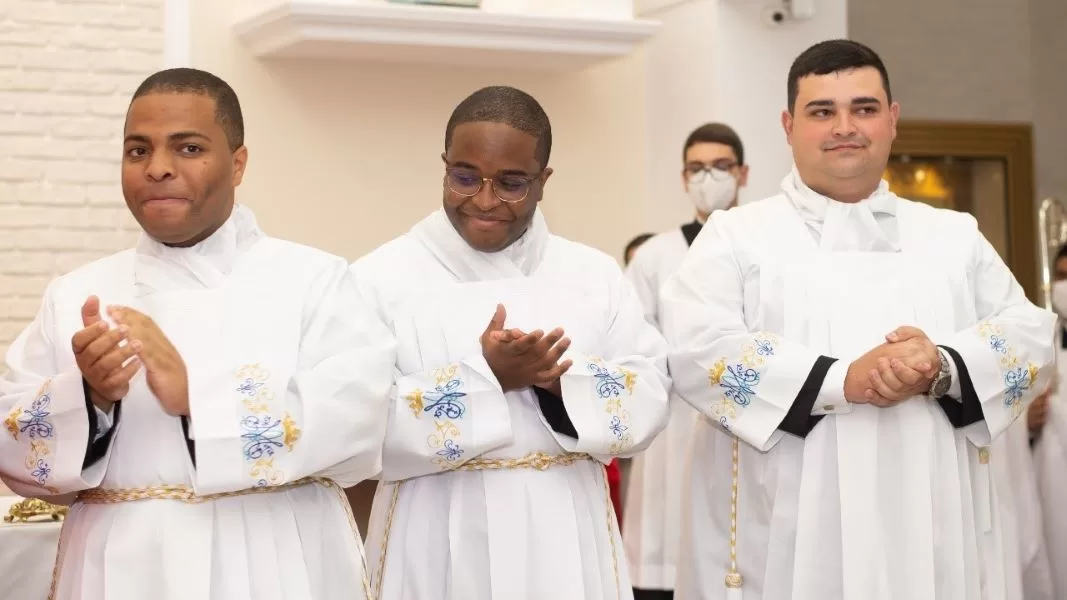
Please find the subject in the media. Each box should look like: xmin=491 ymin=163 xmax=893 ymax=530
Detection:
xmin=622 ymin=123 xmax=747 ymax=600
xmin=662 ymin=39 xmax=1056 ymax=600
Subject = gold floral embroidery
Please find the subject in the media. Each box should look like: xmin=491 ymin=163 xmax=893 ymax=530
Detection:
xmin=406 ymin=390 xmax=424 ymax=418
xmin=708 ymin=333 xmax=778 ymax=430
xmin=282 ymin=413 xmax=302 ymax=451
xmin=586 ymin=357 xmax=636 ymax=454
xmin=249 ymin=458 xmax=285 ymax=486
xmin=404 ymin=364 xmax=467 ymax=468
xmin=977 ymin=321 xmax=1038 ymax=418
xmin=5 ymin=405 xmax=21 ymax=440
xmin=7 ymin=382 xmax=58 ymax=492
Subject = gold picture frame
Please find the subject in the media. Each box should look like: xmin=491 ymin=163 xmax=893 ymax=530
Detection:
xmin=889 ymin=120 xmax=1037 ymax=302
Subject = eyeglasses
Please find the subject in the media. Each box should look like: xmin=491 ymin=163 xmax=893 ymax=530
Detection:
xmin=685 ymin=161 xmax=738 ymax=183
xmin=445 ymin=166 xmax=542 ymax=203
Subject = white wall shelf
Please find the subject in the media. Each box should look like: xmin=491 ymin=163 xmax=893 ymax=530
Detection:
xmin=233 ymin=1 xmax=660 ymax=70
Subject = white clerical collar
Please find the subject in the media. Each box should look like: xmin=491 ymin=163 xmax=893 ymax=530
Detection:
xmin=134 ymin=203 xmax=265 ymax=291
xmin=782 ymin=166 xmax=896 ymax=223
xmin=411 ymin=207 xmax=550 ymax=282
xmin=781 ymin=166 xmax=900 ymax=252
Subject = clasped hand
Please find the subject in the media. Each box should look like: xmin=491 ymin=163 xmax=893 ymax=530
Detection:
xmin=71 ymin=296 xmax=190 ymax=416
xmin=480 ymin=304 xmax=573 ymax=394
xmin=844 ymin=326 xmax=941 ymax=407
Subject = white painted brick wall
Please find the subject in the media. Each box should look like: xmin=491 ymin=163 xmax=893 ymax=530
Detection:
xmin=0 ymin=0 xmax=163 ymax=362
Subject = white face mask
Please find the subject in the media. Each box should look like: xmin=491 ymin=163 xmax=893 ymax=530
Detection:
xmin=687 ymin=169 xmax=738 ymax=214
xmin=1052 ymin=280 xmax=1067 ymax=317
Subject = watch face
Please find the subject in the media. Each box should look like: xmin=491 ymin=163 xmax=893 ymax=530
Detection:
xmin=932 ymin=377 xmax=950 ymax=397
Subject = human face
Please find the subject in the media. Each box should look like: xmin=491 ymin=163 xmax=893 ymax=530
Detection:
xmin=681 ymin=141 xmax=748 ymax=217
xmin=122 ymin=92 xmax=247 ymax=247
xmin=442 ymin=121 xmax=552 ymax=253
xmin=1054 ymin=256 xmax=1067 ymax=281
xmin=782 ymin=66 xmax=899 ymax=202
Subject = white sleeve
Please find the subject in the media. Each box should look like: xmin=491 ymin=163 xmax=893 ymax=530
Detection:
xmin=187 ymin=262 xmax=397 ymax=494
xmin=661 ymin=215 xmax=829 ymax=451
xmin=939 ymin=233 xmax=1057 ymax=446
xmin=0 ymin=281 xmax=117 ymax=497
xmin=381 ymin=355 xmax=514 ymax=481
xmin=546 ymin=262 xmax=671 ymax=462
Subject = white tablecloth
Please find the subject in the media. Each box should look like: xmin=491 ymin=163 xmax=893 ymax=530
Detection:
xmin=0 ymin=496 xmax=62 ymax=600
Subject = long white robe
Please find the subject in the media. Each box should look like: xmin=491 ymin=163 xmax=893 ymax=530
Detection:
xmin=662 ymin=170 xmax=1057 ymax=600
xmin=988 ymin=417 xmax=1053 ymax=600
xmin=352 ymin=208 xmax=671 ymax=600
xmin=623 ymin=226 xmax=700 ymax=591
xmin=0 ymin=204 xmax=396 ymax=600
xmin=1033 ymin=336 xmax=1067 ymax=599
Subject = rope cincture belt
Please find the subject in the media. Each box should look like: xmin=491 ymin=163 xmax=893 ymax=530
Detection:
xmin=76 ymin=475 xmax=323 ymax=504
xmin=49 ymin=476 xmax=372 ymax=600
xmin=374 ymin=451 xmax=624 ymax=600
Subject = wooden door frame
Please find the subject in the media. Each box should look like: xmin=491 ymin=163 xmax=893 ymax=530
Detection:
xmin=891 ymin=120 xmax=1037 ymax=302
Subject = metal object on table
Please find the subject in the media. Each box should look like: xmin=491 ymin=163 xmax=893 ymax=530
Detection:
xmin=3 ymin=498 xmax=68 ymax=523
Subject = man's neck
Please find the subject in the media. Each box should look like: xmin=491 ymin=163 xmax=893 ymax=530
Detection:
xmin=807 ymin=177 xmax=881 ymax=204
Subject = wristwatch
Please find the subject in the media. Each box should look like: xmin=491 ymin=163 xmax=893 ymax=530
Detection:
xmin=928 ymin=347 xmax=952 ymax=398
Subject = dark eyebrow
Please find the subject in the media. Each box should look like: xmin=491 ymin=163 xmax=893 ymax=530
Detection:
xmin=449 ymin=162 xmax=534 ymax=178
xmin=851 ymin=96 xmax=882 ymax=106
xmin=803 ymin=97 xmax=883 ymax=111
xmin=123 ymin=131 xmax=212 ymax=144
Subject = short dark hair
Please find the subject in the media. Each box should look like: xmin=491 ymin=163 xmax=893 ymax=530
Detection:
xmin=1056 ymin=242 xmax=1067 ymax=262
xmin=131 ymin=67 xmax=244 ymax=152
xmin=682 ymin=123 xmax=744 ymax=165
xmin=787 ymin=39 xmax=892 ymax=114
xmin=624 ymin=233 xmax=655 ymax=265
xmin=445 ymin=86 xmax=552 ymax=170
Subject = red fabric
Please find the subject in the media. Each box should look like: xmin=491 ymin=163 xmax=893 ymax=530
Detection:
xmin=606 ymin=459 xmax=623 ymax=529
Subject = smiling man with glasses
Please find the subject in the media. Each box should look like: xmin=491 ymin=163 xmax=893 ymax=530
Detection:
xmin=350 ymin=85 xmax=671 ymax=600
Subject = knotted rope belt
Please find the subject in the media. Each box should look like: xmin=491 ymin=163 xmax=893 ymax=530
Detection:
xmin=49 ymin=477 xmax=372 ymax=600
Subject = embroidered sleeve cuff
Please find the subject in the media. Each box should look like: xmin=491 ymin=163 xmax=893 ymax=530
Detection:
xmin=812 ymin=359 xmax=853 ymax=415
xmin=778 ymin=355 xmax=836 ymax=438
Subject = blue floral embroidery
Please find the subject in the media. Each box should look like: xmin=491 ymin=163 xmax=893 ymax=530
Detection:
xmin=29 ymin=459 xmax=51 ymax=486
xmin=435 ymin=439 xmax=464 ymax=462
xmin=989 ymin=335 xmax=1008 ymax=354
xmin=423 ymin=378 xmax=467 ymax=420
xmin=977 ymin=322 xmax=1038 ymax=415
xmin=5 ymin=383 xmax=57 ymax=492
xmin=585 ymin=358 xmax=637 ymax=454
xmin=718 ymin=363 xmax=761 ymax=407
xmin=240 ymin=415 xmax=285 ymax=460
xmin=234 ymin=364 xmax=300 ymax=487
xmin=236 ymin=377 xmax=266 ymax=398
xmin=588 ymin=362 xmax=631 ymax=399
xmin=18 ymin=393 xmax=54 ymax=440
xmin=709 ymin=332 xmax=778 ymax=428
xmin=411 ymin=366 xmax=468 ymax=469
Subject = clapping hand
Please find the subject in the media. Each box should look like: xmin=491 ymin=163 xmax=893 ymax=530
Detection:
xmin=480 ymin=304 xmax=573 ymax=394
xmin=107 ymin=306 xmax=189 ymax=416
xmin=72 ymin=296 xmax=142 ymax=412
